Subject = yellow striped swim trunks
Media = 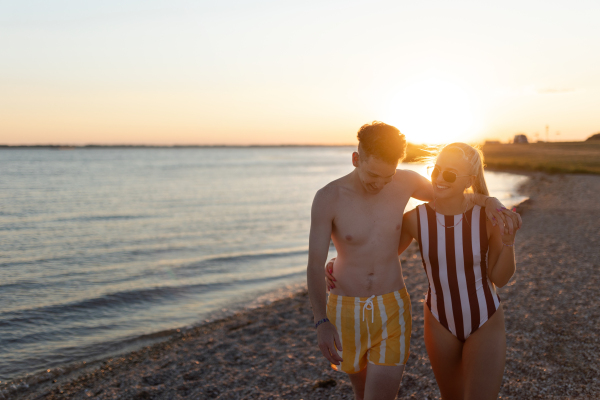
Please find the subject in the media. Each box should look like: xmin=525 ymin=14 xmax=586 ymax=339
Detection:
xmin=326 ymin=288 xmax=412 ymax=374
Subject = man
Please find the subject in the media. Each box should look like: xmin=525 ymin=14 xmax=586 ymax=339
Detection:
xmin=306 ymin=122 xmax=518 ymax=400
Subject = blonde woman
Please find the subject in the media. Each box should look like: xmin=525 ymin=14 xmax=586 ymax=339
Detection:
xmin=327 ymin=143 xmax=520 ymax=399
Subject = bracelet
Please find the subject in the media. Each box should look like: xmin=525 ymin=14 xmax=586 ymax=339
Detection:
xmin=502 ymin=242 xmax=514 ymax=247
xmin=315 ymin=318 xmax=330 ymax=329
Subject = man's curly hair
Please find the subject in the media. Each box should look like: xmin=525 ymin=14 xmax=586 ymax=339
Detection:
xmin=357 ymin=121 xmax=407 ymax=165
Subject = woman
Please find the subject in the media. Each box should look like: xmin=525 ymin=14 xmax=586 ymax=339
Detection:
xmin=326 ymin=143 xmax=519 ymax=399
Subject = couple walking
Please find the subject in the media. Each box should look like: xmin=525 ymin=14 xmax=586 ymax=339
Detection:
xmin=306 ymin=122 xmax=521 ymax=400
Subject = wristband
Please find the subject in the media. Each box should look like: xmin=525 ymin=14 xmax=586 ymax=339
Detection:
xmin=315 ymin=318 xmax=330 ymax=329
xmin=502 ymin=242 xmax=514 ymax=247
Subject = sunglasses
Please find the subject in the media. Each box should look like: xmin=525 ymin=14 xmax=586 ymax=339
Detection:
xmin=429 ymin=165 xmax=473 ymax=183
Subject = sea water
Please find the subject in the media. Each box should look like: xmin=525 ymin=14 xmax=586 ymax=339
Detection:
xmin=0 ymin=147 xmax=527 ymax=381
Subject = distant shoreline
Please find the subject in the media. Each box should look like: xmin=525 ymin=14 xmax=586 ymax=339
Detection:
xmin=482 ymin=141 xmax=600 ymax=175
xmin=4 ymin=142 xmax=599 ymax=175
xmin=0 ymin=141 xmax=590 ymax=149
xmin=0 ymin=144 xmax=358 ymax=149
xmin=0 ymin=141 xmax=589 ymax=149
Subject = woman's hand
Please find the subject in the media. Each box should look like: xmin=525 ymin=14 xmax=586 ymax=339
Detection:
xmin=324 ymin=257 xmax=337 ymax=291
xmin=484 ymin=197 xmax=522 ymax=236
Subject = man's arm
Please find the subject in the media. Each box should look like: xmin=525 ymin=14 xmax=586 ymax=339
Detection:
xmin=486 ymin=219 xmax=518 ymax=287
xmin=398 ymin=210 xmax=417 ymax=255
xmin=405 ymin=170 xmax=434 ymax=201
xmin=306 ymin=187 xmax=343 ymax=365
xmin=406 ymin=169 xmax=522 ymax=235
xmin=469 ymin=193 xmax=522 ymax=235
xmin=408 ymin=169 xmax=495 ymax=209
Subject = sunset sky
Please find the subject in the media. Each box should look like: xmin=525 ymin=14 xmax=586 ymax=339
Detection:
xmin=1 ymin=1 xmax=599 ymax=145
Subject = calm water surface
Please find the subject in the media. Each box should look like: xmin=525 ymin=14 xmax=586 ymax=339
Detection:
xmin=0 ymin=147 xmax=528 ymax=381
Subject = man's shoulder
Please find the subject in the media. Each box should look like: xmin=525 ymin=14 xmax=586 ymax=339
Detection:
xmin=311 ymin=179 xmax=345 ymax=218
xmin=388 ymin=168 xmax=424 ymax=189
xmin=393 ymin=168 xmax=423 ymax=182
xmin=314 ymin=178 xmax=344 ymax=202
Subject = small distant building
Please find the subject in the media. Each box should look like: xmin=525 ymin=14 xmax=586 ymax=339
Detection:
xmin=513 ymin=134 xmax=529 ymax=144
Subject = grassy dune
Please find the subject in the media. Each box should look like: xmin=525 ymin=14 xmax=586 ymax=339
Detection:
xmin=481 ymin=141 xmax=600 ymax=174
xmin=405 ymin=141 xmax=600 ymax=175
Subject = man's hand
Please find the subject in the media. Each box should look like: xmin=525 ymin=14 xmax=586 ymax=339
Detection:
xmin=484 ymin=197 xmax=522 ymax=236
xmin=317 ymin=321 xmax=343 ymax=365
xmin=324 ymin=257 xmax=337 ymax=290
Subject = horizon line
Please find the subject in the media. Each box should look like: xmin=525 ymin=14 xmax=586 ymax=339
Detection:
xmin=0 ymin=144 xmax=360 ymax=149
xmin=0 ymin=140 xmax=589 ymax=149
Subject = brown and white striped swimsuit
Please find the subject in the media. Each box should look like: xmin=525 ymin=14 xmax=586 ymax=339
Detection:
xmin=416 ymin=203 xmax=500 ymax=341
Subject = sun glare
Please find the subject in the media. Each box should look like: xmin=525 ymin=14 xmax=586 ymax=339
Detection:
xmin=384 ymin=78 xmax=481 ymax=145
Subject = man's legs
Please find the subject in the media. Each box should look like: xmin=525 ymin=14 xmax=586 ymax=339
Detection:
xmin=348 ymin=367 xmax=368 ymax=400
xmin=346 ymin=289 xmax=411 ymax=400
xmin=364 ymin=364 xmax=405 ymax=400
xmin=348 ymin=364 xmax=404 ymax=400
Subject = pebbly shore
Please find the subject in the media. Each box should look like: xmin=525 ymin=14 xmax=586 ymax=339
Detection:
xmin=2 ymin=173 xmax=599 ymax=399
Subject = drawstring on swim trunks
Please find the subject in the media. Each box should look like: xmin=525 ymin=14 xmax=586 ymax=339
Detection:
xmin=360 ymin=295 xmax=376 ymax=323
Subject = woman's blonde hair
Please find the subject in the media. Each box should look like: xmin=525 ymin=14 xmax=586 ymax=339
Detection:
xmin=421 ymin=142 xmax=489 ymax=196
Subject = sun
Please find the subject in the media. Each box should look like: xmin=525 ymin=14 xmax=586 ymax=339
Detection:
xmin=384 ymin=78 xmax=481 ymax=144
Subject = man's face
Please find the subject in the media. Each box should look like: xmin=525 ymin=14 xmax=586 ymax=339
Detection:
xmin=353 ymin=152 xmax=397 ymax=194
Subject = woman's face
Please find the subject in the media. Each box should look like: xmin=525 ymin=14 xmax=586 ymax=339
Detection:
xmin=431 ymin=150 xmax=475 ymax=199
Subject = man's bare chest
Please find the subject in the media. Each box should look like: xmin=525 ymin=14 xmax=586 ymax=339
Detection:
xmin=332 ymin=194 xmax=409 ymax=244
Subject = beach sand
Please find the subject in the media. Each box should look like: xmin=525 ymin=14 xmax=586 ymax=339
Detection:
xmin=3 ymin=173 xmax=599 ymax=399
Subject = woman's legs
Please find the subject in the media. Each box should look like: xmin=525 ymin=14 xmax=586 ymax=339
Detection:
xmin=424 ymin=305 xmax=464 ymax=400
xmin=424 ymin=305 xmax=507 ymax=400
xmin=462 ymin=307 xmax=506 ymax=400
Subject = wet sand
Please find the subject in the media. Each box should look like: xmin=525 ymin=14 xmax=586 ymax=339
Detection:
xmin=2 ymin=173 xmax=599 ymax=399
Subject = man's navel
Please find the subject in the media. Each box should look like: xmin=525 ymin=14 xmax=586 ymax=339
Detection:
xmin=365 ymin=274 xmax=374 ymax=290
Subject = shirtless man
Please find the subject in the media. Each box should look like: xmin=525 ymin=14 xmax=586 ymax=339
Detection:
xmin=306 ymin=122 xmax=519 ymax=400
